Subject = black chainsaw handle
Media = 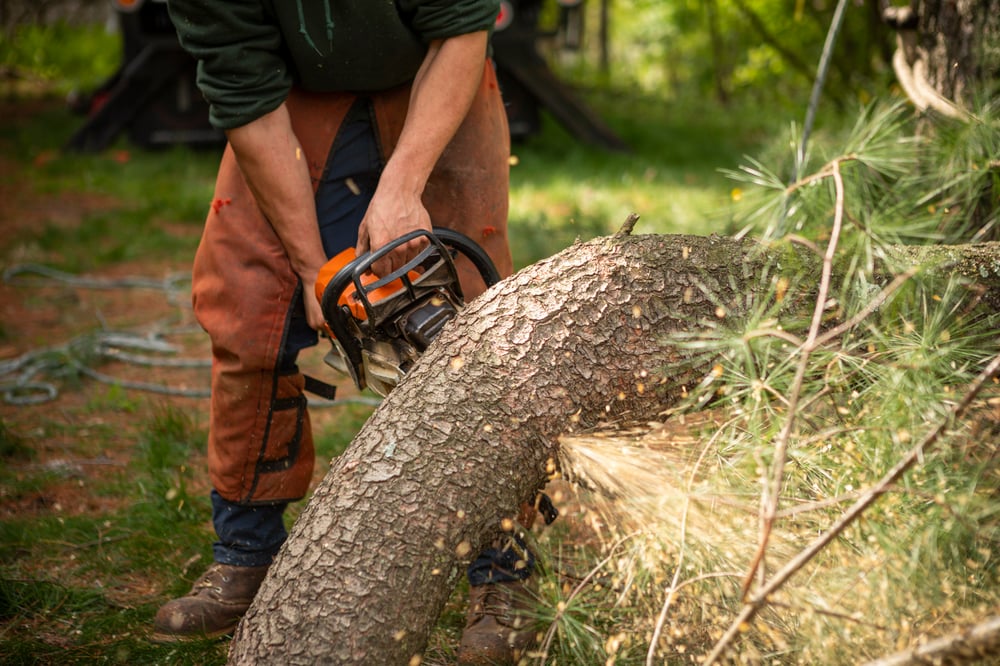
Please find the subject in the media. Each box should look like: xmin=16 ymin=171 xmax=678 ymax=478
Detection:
xmin=319 ymin=228 xmax=501 ymax=362
xmin=351 ymin=227 xmax=500 ymax=299
xmin=353 ymin=228 xmax=455 ymax=303
xmin=321 ymin=227 xmax=500 ymax=321
xmin=431 ymin=227 xmax=502 ymax=288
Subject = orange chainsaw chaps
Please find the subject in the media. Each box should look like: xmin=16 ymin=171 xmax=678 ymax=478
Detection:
xmin=195 ymin=62 xmax=510 ymax=506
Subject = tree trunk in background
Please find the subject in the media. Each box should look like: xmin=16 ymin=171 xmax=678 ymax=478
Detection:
xmin=227 ymin=233 xmax=1000 ymax=664
xmin=704 ymin=0 xmax=730 ymax=105
xmin=883 ymin=1 xmax=998 ymax=239
xmin=913 ymin=0 xmax=1000 ymax=103
xmin=599 ymin=0 xmax=610 ymax=74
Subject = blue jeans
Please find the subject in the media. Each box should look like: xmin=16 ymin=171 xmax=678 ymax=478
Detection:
xmin=212 ymin=98 xmax=532 ymax=584
xmin=213 ymin=490 xmax=533 ymax=583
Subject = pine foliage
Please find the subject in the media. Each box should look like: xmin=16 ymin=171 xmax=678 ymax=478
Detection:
xmin=538 ymin=101 xmax=1000 ymax=665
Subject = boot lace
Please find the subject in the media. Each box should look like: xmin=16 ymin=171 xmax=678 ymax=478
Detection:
xmin=477 ymin=584 xmax=514 ymax=625
xmin=191 ymin=564 xmax=227 ymax=597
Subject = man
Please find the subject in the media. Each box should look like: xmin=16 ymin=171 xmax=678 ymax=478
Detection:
xmin=153 ymin=1 xmax=533 ymax=662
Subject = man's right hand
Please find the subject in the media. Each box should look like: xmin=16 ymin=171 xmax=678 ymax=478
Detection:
xmin=355 ymin=169 xmax=433 ymax=278
xmin=356 ymin=31 xmax=489 ymax=278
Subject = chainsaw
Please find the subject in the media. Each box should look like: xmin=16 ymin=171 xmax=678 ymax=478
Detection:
xmin=314 ymin=228 xmax=501 ymax=397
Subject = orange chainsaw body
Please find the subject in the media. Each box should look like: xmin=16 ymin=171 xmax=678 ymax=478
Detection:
xmin=314 ymin=247 xmax=420 ymax=330
xmin=313 ymin=229 xmax=499 ymax=395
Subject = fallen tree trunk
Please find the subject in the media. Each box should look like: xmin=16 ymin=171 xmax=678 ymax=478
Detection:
xmin=228 ymin=233 xmax=1000 ymax=664
xmin=893 ymin=241 xmax=1000 ymax=311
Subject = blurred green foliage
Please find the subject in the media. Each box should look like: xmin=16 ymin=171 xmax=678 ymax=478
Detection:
xmin=545 ymin=0 xmax=895 ymax=111
xmin=1 ymin=21 xmax=121 ymax=94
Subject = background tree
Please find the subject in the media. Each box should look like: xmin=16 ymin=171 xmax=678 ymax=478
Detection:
xmin=546 ymin=0 xmax=898 ymax=110
xmin=912 ymin=0 xmax=1000 ymax=105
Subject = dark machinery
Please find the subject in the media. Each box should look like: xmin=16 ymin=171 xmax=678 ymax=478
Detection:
xmin=493 ymin=0 xmax=627 ymax=150
xmin=67 ymin=0 xmax=626 ymax=152
xmin=65 ymin=0 xmax=224 ymax=152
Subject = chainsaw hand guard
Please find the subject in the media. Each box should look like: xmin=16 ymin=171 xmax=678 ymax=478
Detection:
xmin=315 ymin=228 xmax=500 ymax=396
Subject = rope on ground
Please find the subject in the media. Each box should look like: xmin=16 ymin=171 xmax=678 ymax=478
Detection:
xmin=0 ymin=329 xmax=212 ymax=405
xmin=2 ymin=263 xmax=380 ymax=409
xmin=3 ymin=262 xmax=194 ymax=307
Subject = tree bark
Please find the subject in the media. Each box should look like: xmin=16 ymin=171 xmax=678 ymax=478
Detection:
xmin=886 ymin=0 xmax=1000 ymax=114
xmin=704 ymin=0 xmax=730 ymax=106
xmin=228 ymin=233 xmax=1000 ymax=665
xmin=598 ymin=0 xmax=610 ymax=75
xmin=892 ymin=240 xmax=1000 ymax=312
xmin=914 ymin=0 xmax=1000 ymax=104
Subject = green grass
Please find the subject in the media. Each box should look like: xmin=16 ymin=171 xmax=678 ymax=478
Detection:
xmin=313 ymin=402 xmax=375 ymax=461
xmin=0 ymin=402 xmax=223 ymax=664
xmin=506 ymin=89 xmax=779 ymax=267
xmin=0 ymin=22 xmax=120 ymax=95
xmin=0 ymin=420 xmax=33 ymax=461
xmin=0 ymin=102 xmax=217 ymax=272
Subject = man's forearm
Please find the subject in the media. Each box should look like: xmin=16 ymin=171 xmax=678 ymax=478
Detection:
xmin=225 ymin=104 xmax=328 ymax=287
xmin=381 ymin=31 xmax=489 ymax=190
xmin=356 ymin=30 xmax=491 ymax=275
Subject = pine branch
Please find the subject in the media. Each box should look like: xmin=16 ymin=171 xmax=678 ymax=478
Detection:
xmin=743 ymin=158 xmax=848 ymax=597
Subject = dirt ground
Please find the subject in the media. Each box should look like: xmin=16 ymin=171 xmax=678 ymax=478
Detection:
xmin=0 ymin=141 xmax=355 ymax=529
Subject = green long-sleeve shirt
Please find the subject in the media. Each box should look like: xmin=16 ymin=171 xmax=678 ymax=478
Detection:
xmin=167 ymin=0 xmax=499 ymax=129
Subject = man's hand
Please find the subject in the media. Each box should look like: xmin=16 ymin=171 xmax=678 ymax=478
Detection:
xmin=301 ymin=270 xmax=327 ymax=331
xmin=356 ymin=169 xmax=433 ymax=277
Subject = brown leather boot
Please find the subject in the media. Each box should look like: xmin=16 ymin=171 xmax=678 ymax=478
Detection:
xmin=152 ymin=562 xmax=269 ymax=642
xmin=457 ymin=580 xmax=536 ymax=665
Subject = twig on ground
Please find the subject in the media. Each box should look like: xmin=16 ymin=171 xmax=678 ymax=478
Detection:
xmin=744 ymin=159 xmax=848 ymax=597
xmin=766 ymin=599 xmax=892 ymax=632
